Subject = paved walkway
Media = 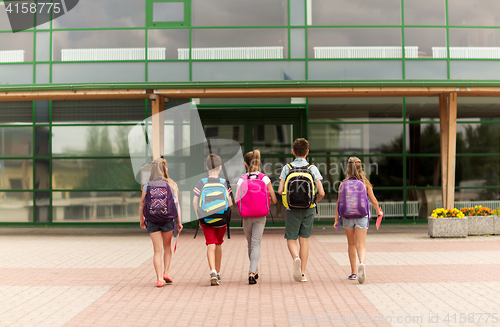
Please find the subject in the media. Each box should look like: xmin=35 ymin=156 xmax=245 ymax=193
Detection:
xmin=1 ymin=226 xmax=500 ymax=327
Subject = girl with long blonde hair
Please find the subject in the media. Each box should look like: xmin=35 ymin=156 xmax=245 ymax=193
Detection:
xmin=236 ymin=150 xmax=277 ymax=284
xmin=139 ymin=158 xmax=183 ymax=287
xmin=333 ymin=157 xmax=382 ymax=284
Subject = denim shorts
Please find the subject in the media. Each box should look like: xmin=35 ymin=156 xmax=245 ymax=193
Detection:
xmin=342 ymin=216 xmax=369 ymax=230
xmin=146 ymin=220 xmax=174 ymax=233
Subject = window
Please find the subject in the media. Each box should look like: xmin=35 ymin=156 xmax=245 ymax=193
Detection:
xmin=147 ymin=0 xmax=190 ymax=28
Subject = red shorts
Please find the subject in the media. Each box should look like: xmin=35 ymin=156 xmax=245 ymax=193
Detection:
xmin=201 ymin=224 xmax=226 ymax=245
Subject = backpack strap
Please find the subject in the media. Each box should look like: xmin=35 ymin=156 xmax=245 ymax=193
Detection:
xmin=306 ymin=165 xmax=318 ymax=211
xmin=194 ymin=223 xmax=199 ymax=239
xmin=201 ymin=178 xmax=208 ymax=184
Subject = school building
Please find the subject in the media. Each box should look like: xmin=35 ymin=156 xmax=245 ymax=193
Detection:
xmin=1 ymin=0 xmax=500 ymax=226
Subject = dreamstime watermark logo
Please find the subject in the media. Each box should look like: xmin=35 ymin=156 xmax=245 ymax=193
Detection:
xmin=4 ymin=0 xmax=79 ymax=32
xmin=127 ymin=101 xmax=246 ymax=222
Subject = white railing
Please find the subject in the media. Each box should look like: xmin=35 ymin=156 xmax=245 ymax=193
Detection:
xmin=0 ymin=50 xmax=25 ymax=63
xmin=316 ymin=201 xmax=420 ymax=220
xmin=432 ymin=47 xmax=500 ymax=59
xmin=313 ymin=46 xmax=419 ymax=59
xmin=177 ymin=46 xmax=284 ymax=60
xmin=436 ymin=200 xmax=500 ymax=210
xmin=61 ymin=47 xmax=166 ymax=61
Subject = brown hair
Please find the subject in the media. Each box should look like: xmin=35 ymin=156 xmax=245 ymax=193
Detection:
xmin=149 ymin=158 xmax=178 ymax=191
xmin=244 ymin=149 xmax=261 ymax=173
xmin=346 ymin=157 xmax=372 ymax=188
xmin=205 ymin=154 xmax=222 ymax=171
xmin=293 ymin=138 xmax=309 ymax=157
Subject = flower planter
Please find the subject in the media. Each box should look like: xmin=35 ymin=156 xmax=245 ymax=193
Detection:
xmin=494 ymin=216 xmax=500 ymax=235
xmin=428 ymin=217 xmax=468 ymax=238
xmin=468 ymin=215 xmax=495 ymax=235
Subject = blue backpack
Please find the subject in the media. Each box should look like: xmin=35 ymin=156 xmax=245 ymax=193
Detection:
xmin=197 ymin=177 xmax=231 ymax=227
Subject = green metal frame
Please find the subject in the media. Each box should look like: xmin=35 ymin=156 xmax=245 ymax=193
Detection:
xmin=146 ymin=0 xmax=191 ymax=28
xmin=3 ymin=0 xmax=500 ymax=85
xmin=3 ymin=1 xmax=500 ymax=226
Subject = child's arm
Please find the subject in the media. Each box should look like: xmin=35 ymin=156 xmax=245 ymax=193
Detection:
xmin=225 ymin=181 xmax=234 ymax=209
xmin=333 ymin=181 xmax=343 ymax=229
xmin=173 ymin=187 xmax=183 ymax=233
xmin=278 ymin=180 xmax=285 ymax=195
xmin=315 ymin=180 xmax=325 ymax=202
xmin=192 ymin=195 xmax=199 ymax=219
xmin=139 ymin=190 xmax=146 ymax=229
xmin=367 ymin=184 xmax=383 ymax=216
xmin=268 ymin=182 xmax=278 ymax=204
xmin=334 ymin=197 xmax=341 ymax=229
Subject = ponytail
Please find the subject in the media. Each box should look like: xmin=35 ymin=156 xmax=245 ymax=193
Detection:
xmin=346 ymin=157 xmax=372 ymax=188
xmin=244 ymin=149 xmax=261 ymax=173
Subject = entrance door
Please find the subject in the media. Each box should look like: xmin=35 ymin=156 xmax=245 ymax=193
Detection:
xmin=198 ymin=108 xmax=306 ymax=224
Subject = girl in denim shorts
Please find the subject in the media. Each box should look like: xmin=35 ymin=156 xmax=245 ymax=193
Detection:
xmin=333 ymin=157 xmax=383 ymax=284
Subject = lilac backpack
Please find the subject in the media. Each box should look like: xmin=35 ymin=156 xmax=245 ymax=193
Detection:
xmin=337 ymin=177 xmax=370 ymax=227
xmin=237 ymin=173 xmax=270 ymax=218
xmin=143 ymin=180 xmax=178 ymax=232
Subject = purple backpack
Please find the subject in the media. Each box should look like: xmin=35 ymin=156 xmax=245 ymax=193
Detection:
xmin=337 ymin=177 xmax=370 ymax=224
xmin=143 ymin=180 xmax=178 ymax=225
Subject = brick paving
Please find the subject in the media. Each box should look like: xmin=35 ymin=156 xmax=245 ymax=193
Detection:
xmin=0 ymin=226 xmax=499 ymax=326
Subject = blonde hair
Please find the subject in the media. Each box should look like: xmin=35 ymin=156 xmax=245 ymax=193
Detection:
xmin=244 ymin=149 xmax=261 ymax=173
xmin=346 ymin=157 xmax=372 ymax=188
xmin=149 ymin=158 xmax=178 ymax=192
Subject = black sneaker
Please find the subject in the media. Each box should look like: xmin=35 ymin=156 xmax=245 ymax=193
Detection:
xmin=249 ymin=276 xmax=257 ymax=284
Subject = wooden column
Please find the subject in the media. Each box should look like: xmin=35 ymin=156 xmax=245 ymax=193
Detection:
xmin=447 ymin=92 xmax=458 ymax=209
xmin=439 ymin=94 xmax=448 ymax=208
xmin=439 ymin=93 xmax=458 ymax=209
xmin=151 ymin=95 xmax=165 ymax=160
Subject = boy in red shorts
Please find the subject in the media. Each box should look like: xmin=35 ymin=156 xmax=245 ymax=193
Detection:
xmin=193 ymin=154 xmax=233 ymax=286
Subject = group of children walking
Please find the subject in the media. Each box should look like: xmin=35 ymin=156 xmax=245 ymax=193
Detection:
xmin=139 ymin=138 xmax=383 ymax=287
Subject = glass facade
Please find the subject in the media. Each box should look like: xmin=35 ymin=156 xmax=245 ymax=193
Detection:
xmin=2 ymin=0 xmax=500 ymax=82
xmin=2 ymin=0 xmax=500 ymax=224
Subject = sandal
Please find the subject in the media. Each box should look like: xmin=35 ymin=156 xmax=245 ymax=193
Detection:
xmin=163 ymin=273 xmax=173 ymax=283
xmin=156 ymin=280 xmax=166 ymax=287
xmin=348 ymin=274 xmax=357 ymax=280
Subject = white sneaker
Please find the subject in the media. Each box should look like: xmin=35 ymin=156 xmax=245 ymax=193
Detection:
xmin=210 ymin=271 xmax=219 ymax=286
xmin=293 ymin=257 xmax=302 ymax=281
xmin=300 ymin=274 xmax=307 ymax=282
xmin=358 ymin=263 xmax=366 ymax=284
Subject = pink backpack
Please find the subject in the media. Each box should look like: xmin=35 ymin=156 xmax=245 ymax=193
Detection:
xmin=237 ymin=173 xmax=270 ymax=218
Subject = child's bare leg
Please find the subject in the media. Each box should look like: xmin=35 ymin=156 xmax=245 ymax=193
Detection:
xmin=207 ymin=244 xmax=216 ymax=270
xmin=344 ymin=228 xmax=357 ymax=274
xmin=150 ymin=231 xmax=164 ymax=281
xmin=354 ymin=228 xmax=367 ymax=264
xmin=215 ymin=244 xmax=222 ymax=273
xmin=298 ymin=236 xmax=309 ymax=274
xmin=287 ymin=239 xmax=299 ymax=259
xmin=162 ymin=231 xmax=173 ymax=274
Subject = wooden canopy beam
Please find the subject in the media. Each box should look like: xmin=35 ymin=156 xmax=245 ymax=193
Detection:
xmin=0 ymin=89 xmax=153 ymax=102
xmin=4 ymin=87 xmax=500 ymax=102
